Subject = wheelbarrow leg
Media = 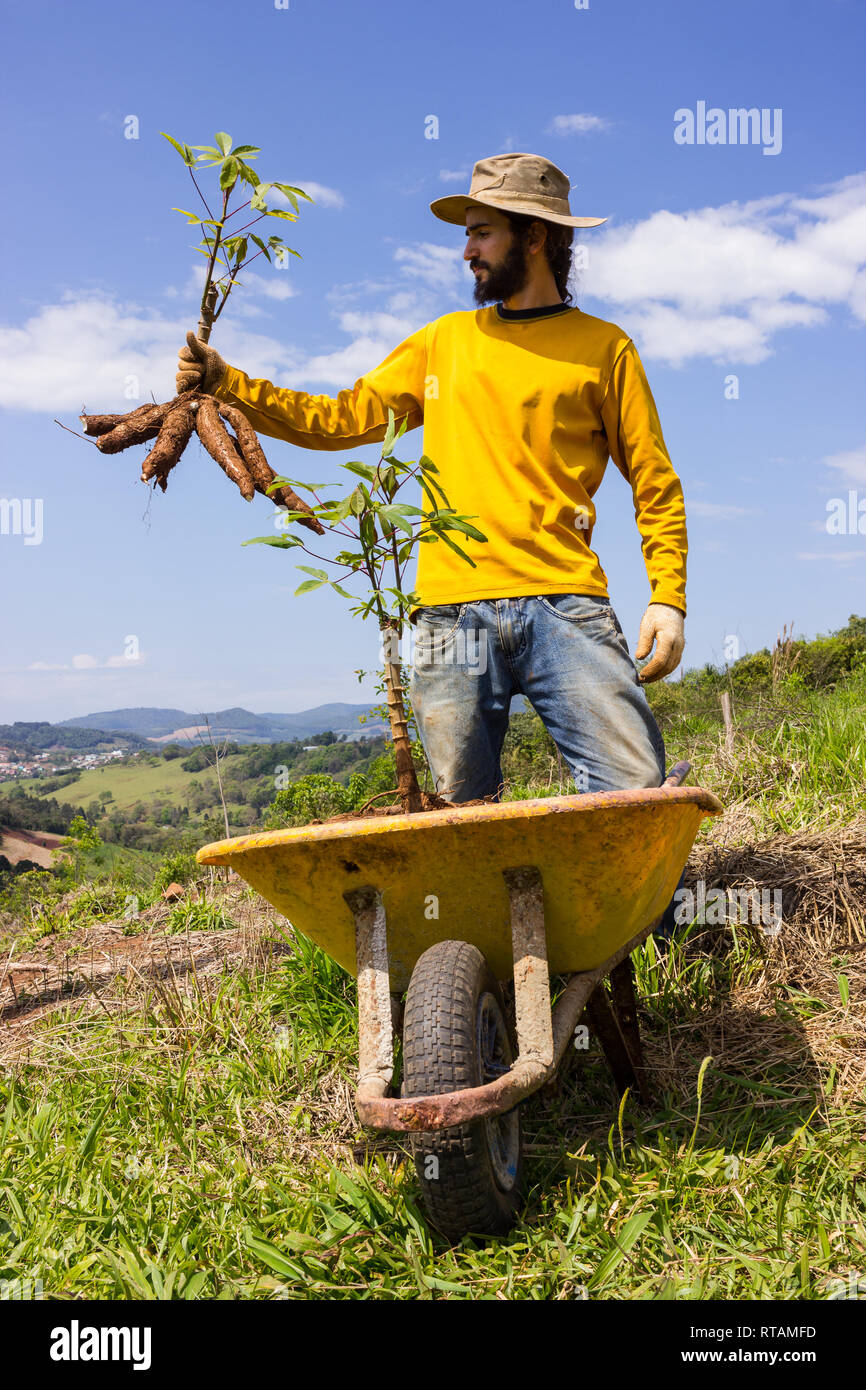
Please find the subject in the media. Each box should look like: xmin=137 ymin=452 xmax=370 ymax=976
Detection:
xmin=503 ymin=866 xmax=554 ymax=1068
xmin=609 ymin=956 xmax=648 ymax=1094
xmin=344 ymin=885 xmax=393 ymax=1098
xmin=586 ymin=960 xmax=650 ymax=1104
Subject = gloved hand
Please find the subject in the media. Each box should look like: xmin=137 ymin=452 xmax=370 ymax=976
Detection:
xmin=634 ymin=603 xmax=685 ymax=683
xmin=176 ymin=331 xmax=226 ymax=394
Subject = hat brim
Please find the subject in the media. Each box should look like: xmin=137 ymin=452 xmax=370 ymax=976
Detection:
xmin=429 ymin=193 xmax=608 ymax=229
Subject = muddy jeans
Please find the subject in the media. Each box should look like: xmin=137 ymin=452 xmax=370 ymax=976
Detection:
xmin=408 ymin=593 xmax=667 ymax=803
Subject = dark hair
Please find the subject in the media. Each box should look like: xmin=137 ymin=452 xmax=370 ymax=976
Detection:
xmin=503 ymin=210 xmax=575 ymax=304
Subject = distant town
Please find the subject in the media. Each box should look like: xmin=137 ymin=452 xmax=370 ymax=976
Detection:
xmin=0 ymin=746 xmax=129 ymax=781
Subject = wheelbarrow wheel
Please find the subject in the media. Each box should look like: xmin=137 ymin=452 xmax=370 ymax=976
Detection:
xmin=402 ymin=939 xmax=522 ymax=1241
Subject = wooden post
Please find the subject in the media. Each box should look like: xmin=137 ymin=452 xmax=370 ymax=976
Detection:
xmin=720 ymin=691 xmax=734 ymax=751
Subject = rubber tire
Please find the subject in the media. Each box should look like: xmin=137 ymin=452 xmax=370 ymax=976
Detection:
xmin=402 ymin=939 xmax=523 ymax=1242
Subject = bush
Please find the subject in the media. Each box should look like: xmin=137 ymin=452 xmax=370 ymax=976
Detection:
xmin=154 ymin=847 xmax=200 ymax=890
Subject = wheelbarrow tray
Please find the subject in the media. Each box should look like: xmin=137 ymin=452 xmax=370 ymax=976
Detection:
xmin=197 ymin=784 xmax=721 ymax=992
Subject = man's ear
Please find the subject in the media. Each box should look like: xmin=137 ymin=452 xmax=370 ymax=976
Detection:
xmin=527 ymin=220 xmax=548 ymax=256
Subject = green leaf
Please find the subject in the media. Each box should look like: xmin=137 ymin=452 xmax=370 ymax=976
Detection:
xmin=342 ymin=461 xmax=377 ymax=482
xmin=264 ymin=207 xmax=299 ymax=222
xmin=241 ymin=535 xmax=303 ymax=549
xmin=433 ymin=528 xmax=476 ymax=567
xmin=231 ymin=144 xmax=261 ymax=156
xmin=220 ymin=156 xmax=239 ymax=190
xmin=162 ymin=132 xmax=195 ymax=166
xmin=377 ymin=505 xmax=414 ymax=537
xmin=171 ymin=208 xmax=202 ymax=224
xmin=330 ymin=583 xmax=354 ymax=599
xmin=320 ymin=496 xmax=355 ymax=523
xmin=294 ymin=579 xmax=327 ymax=595
xmin=349 ymin=486 xmax=367 ymax=517
xmin=238 ymin=163 xmax=261 ymax=190
xmin=182 ymin=1271 xmax=209 ymax=1300
xmin=243 ymin=1229 xmax=308 ymax=1280
xmin=214 ymin=131 xmax=233 ymax=155
xmin=276 ymin=188 xmax=299 ymax=214
xmin=360 ymin=513 xmax=378 ymax=548
xmin=588 ymin=1210 xmax=654 ymax=1290
xmin=78 ymin=1100 xmax=111 ymax=1158
xmin=250 ymin=234 xmax=272 ymax=263
xmin=442 ymin=515 xmax=487 ymax=542
xmin=275 ymin=183 xmax=314 ymax=204
xmin=420 ymin=468 xmax=449 ymax=503
xmin=381 ymin=408 xmax=397 ymax=458
xmin=297 ymin=566 xmax=329 ymax=581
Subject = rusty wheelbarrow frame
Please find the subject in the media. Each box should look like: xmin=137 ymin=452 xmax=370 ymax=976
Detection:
xmin=342 ymin=761 xmax=715 ymax=1132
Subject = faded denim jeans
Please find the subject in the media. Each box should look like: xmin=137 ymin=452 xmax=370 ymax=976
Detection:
xmin=408 ymin=594 xmax=667 ymax=803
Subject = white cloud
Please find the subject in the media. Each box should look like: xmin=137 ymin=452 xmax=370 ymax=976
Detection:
xmin=393 ymin=242 xmax=465 ymax=292
xmin=548 ymin=114 xmax=611 ymax=135
xmin=688 ymin=500 xmax=758 ymax=519
xmin=823 ymin=445 xmax=866 ymax=484
xmin=276 ymin=181 xmax=344 ymax=210
xmin=26 ymin=649 xmax=146 ymax=672
xmin=439 ymin=168 xmax=470 ymax=183
xmin=582 ymin=172 xmax=866 ymax=365
xmin=238 ymin=272 xmax=297 ymax=302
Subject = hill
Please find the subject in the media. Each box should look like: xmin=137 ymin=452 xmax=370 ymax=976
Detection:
xmin=59 ymin=703 xmax=388 ymax=743
xmin=0 ymin=721 xmax=148 ymax=755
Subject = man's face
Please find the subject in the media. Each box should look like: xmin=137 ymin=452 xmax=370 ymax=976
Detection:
xmin=464 ymin=209 xmax=529 ymax=306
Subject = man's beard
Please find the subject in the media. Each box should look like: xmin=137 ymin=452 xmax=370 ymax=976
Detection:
xmin=471 ymin=236 xmax=529 ymax=306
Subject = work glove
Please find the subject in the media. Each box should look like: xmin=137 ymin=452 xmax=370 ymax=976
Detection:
xmin=634 ymin=603 xmax=685 ymax=683
xmin=176 ymin=331 xmax=226 ymax=394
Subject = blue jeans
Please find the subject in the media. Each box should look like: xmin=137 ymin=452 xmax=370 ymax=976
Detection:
xmin=408 ymin=593 xmax=667 ymax=802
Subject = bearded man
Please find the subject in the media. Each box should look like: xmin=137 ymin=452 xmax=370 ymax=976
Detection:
xmin=177 ymin=153 xmax=687 ymax=803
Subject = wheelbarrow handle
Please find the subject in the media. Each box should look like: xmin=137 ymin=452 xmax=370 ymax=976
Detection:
xmin=663 ymin=760 xmax=692 ymax=787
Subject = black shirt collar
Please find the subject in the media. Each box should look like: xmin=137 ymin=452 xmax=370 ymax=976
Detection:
xmin=495 ymin=301 xmax=574 ymax=321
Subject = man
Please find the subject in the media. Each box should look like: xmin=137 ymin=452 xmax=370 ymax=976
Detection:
xmin=177 ymin=152 xmax=687 ymax=803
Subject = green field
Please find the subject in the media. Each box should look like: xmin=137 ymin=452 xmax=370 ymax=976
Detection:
xmin=16 ymin=755 xmax=222 ymax=812
xmin=1 ymin=647 xmax=864 ymax=1301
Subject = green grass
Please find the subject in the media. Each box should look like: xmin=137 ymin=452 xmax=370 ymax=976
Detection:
xmin=1 ymin=925 xmax=862 ymax=1300
xmin=656 ymin=667 xmax=866 ymax=836
xmin=1 ymin=668 xmax=864 ymax=1299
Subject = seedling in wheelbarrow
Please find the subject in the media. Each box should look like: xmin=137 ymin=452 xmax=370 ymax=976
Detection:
xmin=243 ymin=409 xmax=488 ymax=814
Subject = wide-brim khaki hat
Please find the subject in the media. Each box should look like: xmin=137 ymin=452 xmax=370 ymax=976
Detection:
xmin=430 ymin=152 xmax=608 ymax=229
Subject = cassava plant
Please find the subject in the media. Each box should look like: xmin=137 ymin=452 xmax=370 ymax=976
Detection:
xmin=243 ymin=410 xmax=488 ymax=814
xmin=67 ymin=129 xmax=323 ymax=533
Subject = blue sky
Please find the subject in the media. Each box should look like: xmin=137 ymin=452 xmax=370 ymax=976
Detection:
xmin=1 ymin=0 xmax=863 ymax=723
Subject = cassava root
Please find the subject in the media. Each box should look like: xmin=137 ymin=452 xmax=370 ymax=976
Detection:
xmin=79 ymin=389 xmax=324 ymax=531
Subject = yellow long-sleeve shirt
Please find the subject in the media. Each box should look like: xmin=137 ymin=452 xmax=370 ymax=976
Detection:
xmin=214 ymin=303 xmax=688 ymax=614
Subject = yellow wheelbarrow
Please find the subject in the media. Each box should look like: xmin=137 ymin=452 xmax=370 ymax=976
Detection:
xmin=197 ymin=761 xmax=722 ymax=1240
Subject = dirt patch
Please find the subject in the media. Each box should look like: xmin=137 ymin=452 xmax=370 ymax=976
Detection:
xmin=0 ymin=884 xmax=290 ymax=1056
xmin=0 ymin=827 xmax=66 ymax=868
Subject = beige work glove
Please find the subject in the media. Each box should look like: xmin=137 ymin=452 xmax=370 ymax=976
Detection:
xmin=176 ymin=331 xmax=226 ymax=394
xmin=635 ymin=603 xmax=685 ymax=683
